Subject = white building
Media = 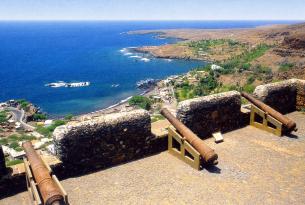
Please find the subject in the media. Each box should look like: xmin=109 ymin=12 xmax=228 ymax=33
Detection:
xmin=211 ymin=64 xmax=223 ymax=71
xmin=44 ymin=120 xmax=53 ymax=127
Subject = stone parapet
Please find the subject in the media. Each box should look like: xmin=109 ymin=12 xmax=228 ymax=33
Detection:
xmin=177 ymin=91 xmax=245 ymax=138
xmin=53 ymin=110 xmax=153 ymax=170
xmin=254 ymin=79 xmax=304 ymax=113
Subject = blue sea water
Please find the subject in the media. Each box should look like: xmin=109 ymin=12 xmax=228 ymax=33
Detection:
xmin=0 ymin=21 xmax=300 ymax=117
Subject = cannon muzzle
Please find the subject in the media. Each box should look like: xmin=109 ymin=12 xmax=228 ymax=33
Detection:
xmin=241 ymin=92 xmax=297 ymax=133
xmin=161 ymin=108 xmax=218 ymax=165
xmin=22 ymin=141 xmax=65 ymax=205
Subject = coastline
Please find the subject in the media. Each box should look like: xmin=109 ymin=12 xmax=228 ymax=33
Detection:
xmin=75 ymin=23 xmax=292 ymax=119
xmin=127 ymin=24 xmax=292 ymax=62
xmin=76 ymin=87 xmax=157 ymax=120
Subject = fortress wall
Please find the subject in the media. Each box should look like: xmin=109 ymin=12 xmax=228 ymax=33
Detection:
xmin=0 ymin=146 xmax=6 ymax=177
xmin=253 ymin=79 xmax=305 ymax=113
xmin=296 ymin=79 xmax=305 ymax=110
xmin=176 ymin=91 xmax=246 ymax=138
xmin=53 ymin=110 xmax=153 ymax=170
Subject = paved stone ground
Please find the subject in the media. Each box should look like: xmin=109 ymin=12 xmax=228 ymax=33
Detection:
xmin=2 ymin=112 xmax=305 ymax=205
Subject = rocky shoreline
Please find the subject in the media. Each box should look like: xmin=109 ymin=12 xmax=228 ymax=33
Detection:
xmin=129 ymin=22 xmax=305 ymax=78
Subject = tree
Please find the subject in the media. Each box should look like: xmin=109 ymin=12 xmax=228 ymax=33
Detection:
xmin=64 ymin=114 xmax=74 ymax=121
xmin=128 ymin=96 xmax=152 ymax=110
xmin=0 ymin=111 xmax=7 ymax=124
xmin=17 ymin=99 xmax=29 ymax=109
xmin=33 ymin=113 xmax=47 ymax=121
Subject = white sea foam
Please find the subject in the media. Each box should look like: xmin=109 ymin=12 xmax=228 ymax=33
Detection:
xmin=165 ymin=59 xmax=173 ymax=62
xmin=101 ymin=96 xmax=133 ymax=111
xmin=120 ymin=96 xmax=132 ymax=103
xmin=119 ymin=48 xmax=126 ymax=53
xmin=140 ymin=58 xmax=151 ymax=62
xmin=124 ymin=52 xmax=133 ymax=56
xmin=129 ymin=55 xmax=141 ymax=58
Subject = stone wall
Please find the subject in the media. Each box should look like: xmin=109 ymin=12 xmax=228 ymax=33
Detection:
xmin=0 ymin=146 xmax=6 ymax=177
xmin=253 ymin=79 xmax=305 ymax=113
xmin=53 ymin=110 xmax=153 ymax=171
xmin=177 ymin=91 xmax=246 ymax=138
xmin=296 ymin=79 xmax=305 ymax=110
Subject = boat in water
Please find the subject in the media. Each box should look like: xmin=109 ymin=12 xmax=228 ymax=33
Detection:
xmin=45 ymin=81 xmax=90 ymax=88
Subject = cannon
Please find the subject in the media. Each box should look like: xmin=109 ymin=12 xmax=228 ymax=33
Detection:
xmin=161 ymin=108 xmax=218 ymax=165
xmin=241 ymin=92 xmax=297 ymax=133
xmin=22 ymin=141 xmax=65 ymax=205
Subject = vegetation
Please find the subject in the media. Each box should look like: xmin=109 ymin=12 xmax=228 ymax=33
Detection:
xmin=247 ymin=75 xmax=255 ymax=84
xmin=8 ymin=134 xmax=19 ymax=142
xmin=19 ymin=134 xmax=36 ymax=141
xmin=241 ymin=44 xmax=271 ymax=63
xmin=253 ymin=64 xmax=272 ymax=75
xmin=6 ymin=159 xmax=23 ymax=167
xmin=128 ymin=96 xmax=152 ymax=110
xmin=0 ymin=137 xmax=8 ymax=145
xmin=175 ymin=86 xmax=195 ymax=102
xmin=0 ymin=134 xmax=36 ymax=151
xmin=188 ymin=39 xmax=228 ymax=51
xmin=279 ymin=63 xmax=294 ymax=72
xmin=15 ymin=147 xmax=24 ymax=152
xmin=215 ymin=84 xmax=240 ymax=93
xmin=9 ymin=141 xmax=19 ymax=149
xmin=36 ymin=119 xmax=66 ymax=137
xmin=64 ymin=114 xmax=74 ymax=121
xmin=17 ymin=99 xmax=30 ymax=109
xmin=174 ymin=72 xmax=219 ymax=101
xmin=0 ymin=111 xmax=8 ymax=124
xmin=242 ymin=84 xmax=255 ymax=93
xmin=188 ymin=39 xmax=241 ymax=55
xmin=33 ymin=113 xmax=47 ymax=121
xmin=219 ymin=44 xmax=272 ymax=74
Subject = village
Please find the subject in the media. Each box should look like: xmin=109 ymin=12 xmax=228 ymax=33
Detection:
xmin=0 ymin=99 xmax=64 ymax=168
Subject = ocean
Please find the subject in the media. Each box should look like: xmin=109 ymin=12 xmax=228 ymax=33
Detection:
xmin=0 ymin=20 xmax=299 ymax=117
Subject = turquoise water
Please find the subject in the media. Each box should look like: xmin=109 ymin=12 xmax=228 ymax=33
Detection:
xmin=0 ymin=21 xmax=299 ymax=116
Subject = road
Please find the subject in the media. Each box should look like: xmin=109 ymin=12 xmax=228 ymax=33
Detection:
xmin=6 ymin=107 xmax=35 ymax=131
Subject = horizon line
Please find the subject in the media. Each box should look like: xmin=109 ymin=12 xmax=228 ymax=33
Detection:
xmin=0 ymin=19 xmax=304 ymax=22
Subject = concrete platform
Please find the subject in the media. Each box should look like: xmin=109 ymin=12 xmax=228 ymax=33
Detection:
xmin=1 ymin=112 xmax=305 ymax=205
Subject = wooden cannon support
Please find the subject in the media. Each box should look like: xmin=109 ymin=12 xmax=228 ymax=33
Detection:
xmin=161 ymin=108 xmax=218 ymax=170
xmin=24 ymin=151 xmax=69 ymax=205
xmin=241 ymin=92 xmax=298 ymax=136
xmin=250 ymin=104 xmax=283 ymax=136
xmin=168 ymin=126 xmax=201 ymax=170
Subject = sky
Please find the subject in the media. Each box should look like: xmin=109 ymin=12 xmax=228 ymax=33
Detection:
xmin=0 ymin=0 xmax=304 ymax=21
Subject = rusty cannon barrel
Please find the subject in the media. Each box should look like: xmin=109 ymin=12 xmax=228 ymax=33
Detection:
xmin=241 ymin=92 xmax=297 ymax=132
xmin=161 ymin=108 xmax=218 ymax=165
xmin=22 ymin=141 xmax=65 ymax=205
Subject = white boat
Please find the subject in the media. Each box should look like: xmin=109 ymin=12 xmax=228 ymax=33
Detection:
xmin=46 ymin=81 xmax=90 ymax=88
xmin=45 ymin=81 xmax=66 ymax=88
xmin=66 ymin=82 xmax=90 ymax=87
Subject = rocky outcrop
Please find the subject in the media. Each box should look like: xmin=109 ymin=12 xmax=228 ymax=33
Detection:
xmin=177 ymin=91 xmax=246 ymax=138
xmin=274 ymin=33 xmax=305 ymax=57
xmin=253 ymin=79 xmax=305 ymax=113
xmin=283 ymin=34 xmax=305 ymax=50
xmin=53 ymin=110 xmax=153 ymax=171
xmin=24 ymin=104 xmax=38 ymax=122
